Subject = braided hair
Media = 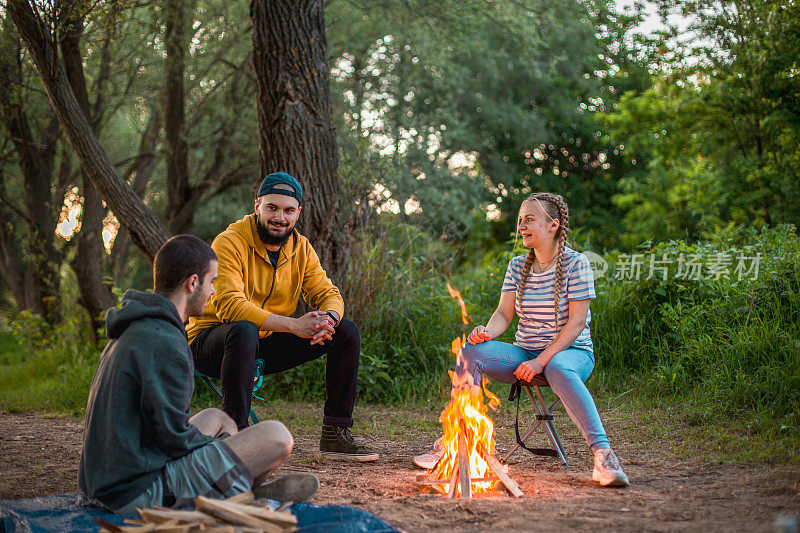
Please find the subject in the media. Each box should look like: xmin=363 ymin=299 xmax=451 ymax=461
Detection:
xmin=515 ymin=193 xmax=571 ymax=328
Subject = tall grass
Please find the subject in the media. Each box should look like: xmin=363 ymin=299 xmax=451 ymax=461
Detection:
xmin=592 ymin=225 xmax=800 ymax=448
xmin=0 ymin=312 xmax=101 ymax=414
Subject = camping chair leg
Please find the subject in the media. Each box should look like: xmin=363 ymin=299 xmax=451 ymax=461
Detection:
xmin=502 ymin=419 xmax=545 ymax=463
xmin=501 ymin=394 xmax=563 ymax=463
xmin=528 ymin=386 xmax=569 ymax=467
xmin=201 ymin=375 xmax=260 ymax=426
xmin=201 ymin=376 xmax=223 ymax=401
xmin=533 ymin=386 xmax=568 ymax=462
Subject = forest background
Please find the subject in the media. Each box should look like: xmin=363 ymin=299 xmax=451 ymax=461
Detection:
xmin=0 ymin=0 xmax=798 ymax=464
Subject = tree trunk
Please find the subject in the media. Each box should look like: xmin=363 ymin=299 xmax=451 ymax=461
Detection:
xmin=0 ymin=28 xmax=63 ymax=323
xmin=164 ymin=0 xmax=192 ymax=234
xmin=251 ymin=0 xmax=348 ymax=276
xmin=0 ymin=193 xmax=38 ymax=313
xmin=61 ymin=13 xmax=116 ymax=329
xmin=7 ymin=0 xmax=171 ymax=262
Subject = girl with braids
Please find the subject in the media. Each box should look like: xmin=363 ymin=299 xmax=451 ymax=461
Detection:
xmin=413 ymin=192 xmax=629 ymax=487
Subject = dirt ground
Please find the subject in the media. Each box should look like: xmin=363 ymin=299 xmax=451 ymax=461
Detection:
xmin=1 ymin=405 xmax=798 ymax=532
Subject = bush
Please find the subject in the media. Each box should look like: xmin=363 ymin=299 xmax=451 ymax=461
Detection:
xmin=0 ymin=311 xmax=101 ymax=414
xmin=592 ymin=225 xmax=800 ymax=440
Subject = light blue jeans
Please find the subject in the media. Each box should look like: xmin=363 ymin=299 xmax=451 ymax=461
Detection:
xmin=457 ymin=340 xmax=611 ymax=452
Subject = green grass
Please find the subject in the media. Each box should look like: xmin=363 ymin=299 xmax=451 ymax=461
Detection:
xmin=0 ymin=314 xmax=100 ymax=416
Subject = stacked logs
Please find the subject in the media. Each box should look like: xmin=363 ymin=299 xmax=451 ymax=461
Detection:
xmin=95 ymin=491 xmax=297 ymax=533
xmin=416 ymin=441 xmax=523 ymax=498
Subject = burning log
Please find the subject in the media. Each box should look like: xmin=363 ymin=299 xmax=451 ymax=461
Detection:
xmin=457 ymin=432 xmax=472 ymax=499
xmin=479 ymin=443 xmax=524 ymax=498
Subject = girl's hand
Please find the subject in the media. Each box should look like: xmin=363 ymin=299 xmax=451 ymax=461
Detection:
xmin=467 ymin=325 xmax=493 ymax=345
xmin=513 ymin=359 xmax=544 ymax=382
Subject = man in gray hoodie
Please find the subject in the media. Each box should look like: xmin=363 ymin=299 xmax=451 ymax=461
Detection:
xmin=79 ymin=235 xmax=317 ymax=513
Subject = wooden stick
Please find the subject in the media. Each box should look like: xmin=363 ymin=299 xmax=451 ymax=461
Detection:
xmin=138 ymin=508 xmax=218 ymax=525
xmin=446 ymin=461 xmax=460 ymax=498
xmin=195 ymin=496 xmax=283 ymax=533
xmin=457 ymin=433 xmax=472 ymax=499
xmin=224 ymin=491 xmax=255 ymax=505
xmin=478 ymin=445 xmax=524 ymax=498
xmin=419 ymin=476 xmax=498 ymax=486
xmin=418 ymin=478 xmax=449 ymax=486
xmin=93 ymin=518 xmax=123 ymax=532
xmin=428 ymin=480 xmax=447 ymax=495
xmin=221 ymin=501 xmax=298 ymax=528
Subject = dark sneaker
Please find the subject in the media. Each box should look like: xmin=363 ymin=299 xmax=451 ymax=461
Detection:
xmin=320 ymin=425 xmax=379 ymax=462
xmin=253 ymin=473 xmax=320 ymax=503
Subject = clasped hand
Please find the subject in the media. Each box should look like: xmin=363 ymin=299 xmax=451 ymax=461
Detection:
xmin=294 ymin=311 xmax=336 ymax=345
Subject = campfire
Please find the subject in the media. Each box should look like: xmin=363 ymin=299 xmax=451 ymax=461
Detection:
xmin=416 ymin=284 xmax=523 ymax=499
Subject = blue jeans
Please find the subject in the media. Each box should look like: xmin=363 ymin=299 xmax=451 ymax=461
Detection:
xmin=457 ymin=340 xmax=611 ymax=452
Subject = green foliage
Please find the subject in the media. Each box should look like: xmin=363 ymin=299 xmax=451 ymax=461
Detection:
xmin=593 ymin=225 xmax=800 ymax=444
xmin=0 ymin=312 xmax=101 ymax=415
xmin=327 ymin=0 xmax=638 ymax=250
xmin=603 ymin=0 xmax=800 ymax=244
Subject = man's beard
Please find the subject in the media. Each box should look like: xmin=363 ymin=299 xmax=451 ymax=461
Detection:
xmin=187 ymin=289 xmax=209 ymax=318
xmin=255 ymin=214 xmax=293 ymax=246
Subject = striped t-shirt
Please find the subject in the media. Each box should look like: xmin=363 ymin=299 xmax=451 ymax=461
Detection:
xmin=501 ymin=247 xmax=596 ymax=353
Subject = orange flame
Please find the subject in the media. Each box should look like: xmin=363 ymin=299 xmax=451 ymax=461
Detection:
xmin=446 ymin=282 xmax=472 ymax=326
xmin=430 ymin=283 xmax=500 ymax=496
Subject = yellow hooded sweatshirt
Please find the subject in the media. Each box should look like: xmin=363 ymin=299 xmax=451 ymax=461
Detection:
xmin=186 ymin=214 xmax=344 ymax=343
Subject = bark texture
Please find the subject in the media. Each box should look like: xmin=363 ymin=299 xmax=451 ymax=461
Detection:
xmin=61 ymin=12 xmax=116 ymax=326
xmin=0 ymin=30 xmax=63 ymax=322
xmin=7 ymin=0 xmax=171 ymax=262
xmin=164 ymin=0 xmax=191 ymax=234
xmin=251 ymin=0 xmax=348 ymax=275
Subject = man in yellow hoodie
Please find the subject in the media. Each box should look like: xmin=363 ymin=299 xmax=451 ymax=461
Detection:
xmin=187 ymin=172 xmax=378 ymax=462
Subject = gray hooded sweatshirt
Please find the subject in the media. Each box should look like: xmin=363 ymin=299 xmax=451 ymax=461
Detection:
xmin=78 ymin=289 xmax=214 ymax=510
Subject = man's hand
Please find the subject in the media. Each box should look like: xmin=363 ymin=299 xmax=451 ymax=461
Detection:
xmin=310 ymin=312 xmax=337 ymax=345
xmin=513 ymin=359 xmax=544 ymax=383
xmin=467 ymin=325 xmax=493 ymax=345
xmin=293 ymin=311 xmax=335 ymax=344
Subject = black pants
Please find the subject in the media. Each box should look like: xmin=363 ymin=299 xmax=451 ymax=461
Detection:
xmin=190 ymin=319 xmax=360 ymax=430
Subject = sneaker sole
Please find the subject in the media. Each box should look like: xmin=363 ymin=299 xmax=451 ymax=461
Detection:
xmin=593 ymin=468 xmax=629 ymax=487
xmin=253 ymin=474 xmax=320 ymax=503
xmin=412 ymin=458 xmax=437 ymax=470
xmin=321 ymin=451 xmax=379 ymax=462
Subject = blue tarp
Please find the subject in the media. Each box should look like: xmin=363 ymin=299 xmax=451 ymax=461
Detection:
xmin=0 ymin=494 xmax=400 ymax=533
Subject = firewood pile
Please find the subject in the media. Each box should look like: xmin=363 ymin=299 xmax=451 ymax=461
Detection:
xmin=94 ymin=491 xmax=298 ymax=532
xmin=415 ymin=439 xmax=523 ymax=498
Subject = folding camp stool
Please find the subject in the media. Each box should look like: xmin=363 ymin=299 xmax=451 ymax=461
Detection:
xmin=194 ymin=358 xmax=265 ymax=426
xmin=502 ymin=377 xmax=569 ymax=467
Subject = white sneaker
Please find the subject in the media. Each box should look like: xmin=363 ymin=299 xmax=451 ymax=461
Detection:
xmin=412 ymin=439 xmax=444 ymax=470
xmin=592 ymin=448 xmax=629 ymax=487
